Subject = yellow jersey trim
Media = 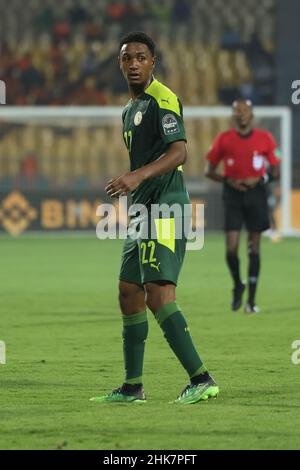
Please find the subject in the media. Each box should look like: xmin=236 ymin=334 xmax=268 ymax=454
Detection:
xmin=145 ymin=79 xmax=181 ymax=116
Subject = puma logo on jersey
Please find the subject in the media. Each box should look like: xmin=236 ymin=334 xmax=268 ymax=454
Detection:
xmin=160 ymin=98 xmax=170 ymax=104
xmin=150 ymin=262 xmax=161 ymax=272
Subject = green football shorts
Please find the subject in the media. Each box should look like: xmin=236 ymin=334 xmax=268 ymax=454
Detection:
xmin=119 ymin=216 xmax=188 ymax=286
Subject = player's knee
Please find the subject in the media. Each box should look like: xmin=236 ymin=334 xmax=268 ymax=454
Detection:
xmin=119 ymin=284 xmax=135 ymax=304
xmin=118 ymin=281 xmax=145 ymax=313
xmin=145 ymin=282 xmax=175 ymax=314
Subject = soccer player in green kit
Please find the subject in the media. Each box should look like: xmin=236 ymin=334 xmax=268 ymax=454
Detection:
xmin=90 ymin=32 xmax=219 ymax=404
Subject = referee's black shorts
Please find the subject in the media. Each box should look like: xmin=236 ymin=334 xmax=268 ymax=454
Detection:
xmin=222 ymin=182 xmax=270 ymax=232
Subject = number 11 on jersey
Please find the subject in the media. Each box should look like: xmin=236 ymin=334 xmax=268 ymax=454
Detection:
xmin=124 ymin=130 xmax=132 ymax=151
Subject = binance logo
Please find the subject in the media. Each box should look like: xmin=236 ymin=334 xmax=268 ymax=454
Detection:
xmin=0 ymin=191 xmax=37 ymax=235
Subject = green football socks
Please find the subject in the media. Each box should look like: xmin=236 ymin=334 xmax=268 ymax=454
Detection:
xmin=155 ymin=302 xmax=207 ymax=379
xmin=122 ymin=310 xmax=148 ymax=385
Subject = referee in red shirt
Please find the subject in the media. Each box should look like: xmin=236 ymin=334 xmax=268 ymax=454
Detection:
xmin=205 ymin=99 xmax=280 ymax=313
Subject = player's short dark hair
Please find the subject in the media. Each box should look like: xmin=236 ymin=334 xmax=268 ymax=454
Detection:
xmin=119 ymin=31 xmax=155 ymax=56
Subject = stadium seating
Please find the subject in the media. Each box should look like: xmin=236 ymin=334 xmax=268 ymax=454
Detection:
xmin=0 ymin=0 xmax=276 ymax=187
xmin=0 ymin=115 xmax=236 ymax=188
xmin=0 ymin=0 xmax=275 ymax=106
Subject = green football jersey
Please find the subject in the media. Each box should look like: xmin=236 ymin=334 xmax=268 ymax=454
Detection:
xmin=122 ymin=78 xmax=190 ymax=210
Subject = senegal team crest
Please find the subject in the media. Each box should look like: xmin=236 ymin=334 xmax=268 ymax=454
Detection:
xmin=134 ymin=111 xmax=143 ymax=126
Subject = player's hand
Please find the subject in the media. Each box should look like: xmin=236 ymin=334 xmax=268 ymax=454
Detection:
xmin=105 ymin=171 xmax=143 ymax=198
xmin=226 ymin=178 xmax=248 ymax=192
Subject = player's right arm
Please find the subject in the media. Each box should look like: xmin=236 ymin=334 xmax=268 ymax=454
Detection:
xmin=205 ymin=162 xmax=247 ymax=191
xmin=205 ymin=133 xmax=225 ymax=182
xmin=205 ymin=162 xmax=225 ymax=183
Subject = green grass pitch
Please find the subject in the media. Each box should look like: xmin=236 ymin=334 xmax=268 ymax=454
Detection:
xmin=0 ymin=233 xmax=299 ymax=450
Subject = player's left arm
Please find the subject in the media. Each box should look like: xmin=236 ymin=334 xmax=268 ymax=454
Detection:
xmin=105 ymin=141 xmax=186 ymax=198
xmin=263 ymin=132 xmax=281 ymax=183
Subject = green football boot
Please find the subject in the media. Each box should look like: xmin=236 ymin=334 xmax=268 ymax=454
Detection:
xmin=173 ymin=375 xmax=219 ymax=404
xmin=90 ymin=384 xmax=146 ymax=403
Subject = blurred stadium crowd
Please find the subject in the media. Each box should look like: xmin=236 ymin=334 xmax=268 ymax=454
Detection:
xmin=0 ymin=116 xmax=238 ymax=190
xmin=0 ymin=0 xmax=277 ymax=191
xmin=0 ymin=0 xmax=275 ymax=106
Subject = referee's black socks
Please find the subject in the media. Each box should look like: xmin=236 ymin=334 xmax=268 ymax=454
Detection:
xmin=248 ymin=253 xmax=260 ymax=305
xmin=226 ymin=253 xmax=242 ymax=288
